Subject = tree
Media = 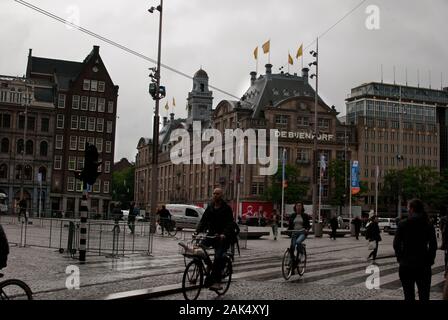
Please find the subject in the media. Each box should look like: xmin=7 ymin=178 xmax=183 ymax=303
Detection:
xmin=264 ymin=164 xmax=309 ymax=205
xmin=328 ymin=159 xmax=349 ymax=210
xmin=112 ymin=165 xmax=135 ymax=210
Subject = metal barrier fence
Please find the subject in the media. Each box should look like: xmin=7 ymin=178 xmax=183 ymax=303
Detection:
xmin=0 ymin=215 xmax=154 ymax=257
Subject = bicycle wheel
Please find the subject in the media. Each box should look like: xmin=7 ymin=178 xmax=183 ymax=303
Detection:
xmin=0 ymin=279 xmax=33 ymax=300
xmin=168 ymin=221 xmax=177 ymax=237
xmin=182 ymin=260 xmax=203 ymax=301
xmin=216 ymin=255 xmax=233 ymax=296
xmin=281 ymin=248 xmax=293 ymax=280
xmin=296 ymin=246 xmax=307 ymax=276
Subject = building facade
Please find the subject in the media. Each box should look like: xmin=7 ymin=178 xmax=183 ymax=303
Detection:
xmin=26 ymin=46 xmax=119 ymax=217
xmin=0 ymin=75 xmax=55 ymax=215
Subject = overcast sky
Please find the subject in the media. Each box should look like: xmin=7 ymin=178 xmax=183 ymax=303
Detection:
xmin=1 ymin=0 xmax=447 ymax=163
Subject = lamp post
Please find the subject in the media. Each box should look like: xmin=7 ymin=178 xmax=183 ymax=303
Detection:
xmin=148 ymin=1 xmax=164 ymax=232
xmin=20 ymin=83 xmax=32 ymax=217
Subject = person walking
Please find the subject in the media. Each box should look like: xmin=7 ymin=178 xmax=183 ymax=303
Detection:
xmin=329 ymin=214 xmax=338 ymax=240
xmin=157 ymin=205 xmax=172 ymax=236
xmin=440 ymin=210 xmax=448 ymax=276
xmin=0 ymin=223 xmax=9 ymax=271
xmin=271 ymin=209 xmax=279 ymax=240
xmin=18 ymin=198 xmax=27 ymax=223
xmin=366 ymin=214 xmax=381 ymax=261
xmin=127 ymin=201 xmax=136 ymax=234
xmin=351 ymin=216 xmax=362 ymax=240
xmin=393 ymin=199 xmax=437 ymax=301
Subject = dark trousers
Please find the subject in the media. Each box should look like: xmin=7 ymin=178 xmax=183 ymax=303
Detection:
xmin=399 ymin=265 xmax=432 ymax=301
xmin=202 ymin=238 xmax=228 ymax=285
xmin=127 ymin=217 xmax=135 ymax=233
xmin=368 ymin=240 xmax=379 ymax=260
xmin=331 ymin=227 xmax=337 ymax=240
xmin=355 ymin=226 xmax=360 ymax=240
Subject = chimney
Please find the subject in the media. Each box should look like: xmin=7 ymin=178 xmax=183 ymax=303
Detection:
xmin=265 ymin=64 xmax=273 ymax=75
xmin=170 ymin=112 xmax=175 ymax=121
xmin=163 ymin=116 xmax=168 ymax=126
xmin=93 ymin=45 xmax=100 ymax=54
xmin=302 ymin=67 xmax=309 ymax=83
xmin=28 ymin=49 xmax=32 ymax=57
xmin=250 ymin=71 xmax=257 ymax=85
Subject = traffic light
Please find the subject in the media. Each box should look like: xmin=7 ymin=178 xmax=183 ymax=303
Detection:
xmin=75 ymin=143 xmax=102 ymax=187
xmin=148 ymin=82 xmax=166 ymax=100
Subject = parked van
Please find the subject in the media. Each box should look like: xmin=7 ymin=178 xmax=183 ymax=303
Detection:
xmin=377 ymin=218 xmax=396 ymax=231
xmin=164 ymin=204 xmax=204 ymax=230
xmin=0 ymin=193 xmax=8 ymax=214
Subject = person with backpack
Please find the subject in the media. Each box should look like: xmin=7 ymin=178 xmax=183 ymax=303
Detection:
xmin=393 ymin=199 xmax=437 ymax=301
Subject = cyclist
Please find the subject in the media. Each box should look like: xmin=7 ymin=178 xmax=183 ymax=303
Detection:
xmin=157 ymin=205 xmax=172 ymax=235
xmin=195 ymin=187 xmax=235 ymax=291
xmin=288 ymin=202 xmax=311 ymax=263
xmin=0 ymin=223 xmax=9 ymax=271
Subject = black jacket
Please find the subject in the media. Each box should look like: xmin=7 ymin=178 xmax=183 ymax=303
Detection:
xmin=330 ymin=217 xmax=339 ymax=229
xmin=366 ymin=221 xmax=382 ymax=242
xmin=196 ymin=201 xmax=235 ymax=240
xmin=0 ymin=224 xmax=9 ymax=269
xmin=287 ymin=212 xmax=311 ymax=231
xmin=393 ymin=213 xmax=437 ymax=267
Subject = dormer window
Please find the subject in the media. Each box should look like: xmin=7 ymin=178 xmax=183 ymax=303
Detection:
xmin=200 ymin=83 xmax=205 ymax=92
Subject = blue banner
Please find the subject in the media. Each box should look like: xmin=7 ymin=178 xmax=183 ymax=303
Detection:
xmin=351 ymin=160 xmax=360 ymax=195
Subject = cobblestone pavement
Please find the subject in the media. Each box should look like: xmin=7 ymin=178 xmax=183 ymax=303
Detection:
xmin=1 ymin=224 xmax=446 ymax=300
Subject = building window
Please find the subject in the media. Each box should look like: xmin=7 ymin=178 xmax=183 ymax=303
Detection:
xmin=96 ymin=138 xmax=103 ymax=153
xmin=55 ymin=135 xmax=63 ymax=150
xmin=68 ymin=156 xmax=76 ymax=171
xmin=297 ymin=148 xmax=309 ymax=162
xmin=105 ymin=161 xmax=111 ymax=173
xmin=83 ymin=80 xmax=90 ymax=91
xmin=88 ymin=117 xmax=95 ymax=131
xmin=108 ymin=101 xmax=114 ymax=113
xmin=391 ymin=121 xmax=399 ymax=129
xmin=91 ymin=80 xmax=98 ymax=92
xmin=57 ymin=114 xmax=64 ymax=129
xmin=38 ymin=167 xmax=47 ymax=182
xmin=16 ymin=139 xmax=24 ymax=154
xmin=54 ymin=155 xmax=62 ymax=170
xmin=1 ymin=138 xmax=9 ymax=153
xmin=15 ymin=165 xmax=22 ymax=179
xmin=103 ymin=181 xmax=110 ymax=194
xmin=58 ymin=94 xmax=66 ymax=108
xmin=93 ymin=180 xmax=101 ymax=193
xmin=81 ymin=96 xmax=88 ymax=110
xmin=0 ymin=164 xmax=7 ymax=179
xmin=39 ymin=141 xmax=48 ymax=157
xmin=72 ymin=95 xmax=80 ymax=109
xmin=251 ymin=183 xmax=258 ymax=195
xmin=105 ymin=141 xmax=112 ymax=153
xmin=87 ymin=137 xmax=95 ymax=146
xmin=275 ymin=115 xmax=288 ymax=126
xmin=0 ymin=114 xmax=11 ymax=128
xmin=107 ymin=121 xmax=113 ymax=133
xmin=318 ymin=118 xmax=330 ymax=130
xmin=297 ymin=117 xmax=309 ymax=127
xmin=71 ymin=116 xmax=78 ymax=130
xmin=70 ymin=136 xmax=77 ymax=150
xmin=98 ymin=98 xmax=106 ymax=112
xmin=77 ymin=157 xmax=84 ymax=171
xmin=78 ymin=136 xmax=86 ymax=151
xmin=41 ymin=118 xmax=49 ymax=132
xmin=24 ymin=165 xmax=32 ymax=180
xmin=89 ymin=97 xmax=97 ymax=112
xmin=67 ymin=177 xmax=75 ymax=191
xmin=79 ymin=116 xmax=87 ymax=131
xmin=98 ymin=81 xmax=105 ymax=93
xmin=97 ymin=118 xmax=104 ymax=132
xmin=76 ymin=180 xmax=83 ymax=192
xmin=25 ymin=140 xmax=33 ymax=155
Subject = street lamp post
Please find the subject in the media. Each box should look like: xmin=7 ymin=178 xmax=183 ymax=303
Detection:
xmin=20 ymin=84 xmax=32 ymax=218
xmin=148 ymin=1 xmax=164 ymax=232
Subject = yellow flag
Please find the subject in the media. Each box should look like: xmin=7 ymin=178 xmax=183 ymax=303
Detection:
xmin=262 ymin=40 xmax=270 ymax=54
xmin=296 ymin=44 xmax=303 ymax=59
xmin=288 ymin=53 xmax=294 ymax=65
xmin=172 ymin=97 xmax=176 ymax=107
xmin=253 ymin=46 xmax=258 ymax=60
xmin=164 ymin=102 xmax=169 ymax=110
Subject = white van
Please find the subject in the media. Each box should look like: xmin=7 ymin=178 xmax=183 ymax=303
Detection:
xmin=165 ymin=204 xmax=204 ymax=230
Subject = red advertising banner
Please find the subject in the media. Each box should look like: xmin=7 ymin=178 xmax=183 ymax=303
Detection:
xmin=241 ymin=201 xmax=274 ymax=221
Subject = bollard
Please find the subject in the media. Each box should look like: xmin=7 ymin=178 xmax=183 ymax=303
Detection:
xmin=79 ymin=190 xmax=88 ymax=262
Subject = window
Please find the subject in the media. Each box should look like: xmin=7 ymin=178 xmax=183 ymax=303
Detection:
xmin=58 ymin=94 xmax=66 ymax=108
xmin=91 ymin=80 xmax=98 ymax=92
xmin=72 ymin=95 xmax=80 ymax=109
xmin=93 ymin=180 xmax=101 ymax=193
xmin=78 ymin=136 xmax=86 ymax=151
xmin=186 ymin=208 xmax=198 ymax=217
xmin=81 ymin=96 xmax=88 ymax=110
xmin=68 ymin=156 xmax=76 ymax=171
xmin=107 ymin=121 xmax=113 ymax=133
xmin=17 ymin=139 xmax=24 ymax=154
xmin=105 ymin=141 xmax=112 ymax=153
xmin=38 ymin=167 xmax=47 ymax=182
xmin=97 ymin=159 xmax=102 ymax=173
xmin=98 ymin=98 xmax=106 ymax=112
xmin=76 ymin=180 xmax=83 ymax=192
xmin=25 ymin=140 xmax=33 ymax=155
xmin=40 ymin=141 xmax=48 ymax=156
xmin=105 ymin=161 xmax=111 ymax=173
xmin=15 ymin=165 xmax=22 ymax=179
xmin=88 ymin=117 xmax=95 ymax=131
xmin=318 ymin=118 xmax=330 ymax=130
xmin=0 ymin=164 xmax=7 ymax=179
xmin=103 ymin=181 xmax=110 ymax=194
xmin=27 ymin=117 xmax=35 ymax=131
xmin=67 ymin=177 xmax=75 ymax=191
xmin=96 ymin=138 xmax=103 ymax=153
xmin=391 ymin=121 xmax=399 ymax=129
xmin=70 ymin=136 xmax=77 ymax=150
xmin=55 ymin=135 xmax=63 ymax=150
xmin=108 ymin=101 xmax=114 ymax=113
xmin=79 ymin=116 xmax=87 ymax=131
xmin=297 ymin=148 xmax=309 ymax=162
xmin=83 ymin=79 xmax=90 ymax=91
xmin=275 ymin=115 xmax=288 ymax=125
xmin=87 ymin=137 xmax=95 ymax=146
xmin=89 ymin=97 xmax=97 ymax=112
xmin=297 ymin=117 xmax=309 ymax=127
xmin=97 ymin=118 xmax=104 ymax=132
xmin=24 ymin=165 xmax=32 ymax=180
xmin=251 ymin=183 xmax=258 ymax=195
xmin=54 ymin=155 xmax=62 ymax=170
xmin=41 ymin=118 xmax=49 ymax=132
xmin=57 ymin=114 xmax=64 ymax=129
xmin=77 ymin=157 xmax=84 ymax=171
xmin=1 ymin=114 xmax=11 ymax=128
xmin=98 ymin=81 xmax=105 ymax=93
xmin=71 ymin=116 xmax=78 ymax=130
xmin=1 ymin=138 xmax=9 ymax=153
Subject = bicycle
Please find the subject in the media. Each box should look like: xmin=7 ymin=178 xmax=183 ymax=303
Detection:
xmin=282 ymin=238 xmax=307 ymax=280
xmin=178 ymin=234 xmax=233 ymax=300
xmin=0 ymin=272 xmax=33 ymax=300
xmin=157 ymin=218 xmax=177 ymax=237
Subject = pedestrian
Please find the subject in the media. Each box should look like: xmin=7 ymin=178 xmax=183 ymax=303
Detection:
xmin=0 ymin=223 xmax=9 ymax=271
xmin=271 ymin=209 xmax=279 ymax=240
xmin=329 ymin=214 xmax=338 ymax=240
xmin=365 ymin=214 xmax=381 ymax=261
xmin=157 ymin=205 xmax=172 ymax=236
xmin=337 ymin=214 xmax=343 ymax=229
xmin=351 ymin=216 xmax=362 ymax=240
xmin=18 ymin=198 xmax=27 ymax=223
xmin=440 ymin=210 xmax=448 ymax=275
xmin=112 ymin=202 xmax=123 ymax=223
xmin=127 ymin=201 xmax=136 ymax=234
xmin=393 ymin=199 xmax=437 ymax=301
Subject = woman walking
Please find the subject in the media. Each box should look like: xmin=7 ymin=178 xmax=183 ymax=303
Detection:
xmin=365 ymin=214 xmax=381 ymax=261
xmin=271 ymin=209 xmax=279 ymax=240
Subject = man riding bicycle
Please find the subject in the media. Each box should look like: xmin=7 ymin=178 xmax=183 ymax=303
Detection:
xmin=0 ymin=223 xmax=9 ymax=271
xmin=288 ymin=202 xmax=311 ymax=262
xmin=158 ymin=205 xmax=172 ymax=235
xmin=195 ymin=188 xmax=235 ymax=291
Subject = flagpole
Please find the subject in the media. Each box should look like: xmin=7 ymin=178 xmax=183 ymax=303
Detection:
xmin=318 ymin=156 xmax=322 ymax=222
xmin=349 ymin=160 xmax=352 ymax=221
xmin=375 ymin=165 xmax=379 ymax=216
xmin=281 ymin=148 xmax=286 ymax=232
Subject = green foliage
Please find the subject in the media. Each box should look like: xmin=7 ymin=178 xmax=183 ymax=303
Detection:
xmin=112 ymin=165 xmax=135 ymax=209
xmin=328 ymin=159 xmax=349 ymax=207
xmin=264 ymin=164 xmax=309 ymax=205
